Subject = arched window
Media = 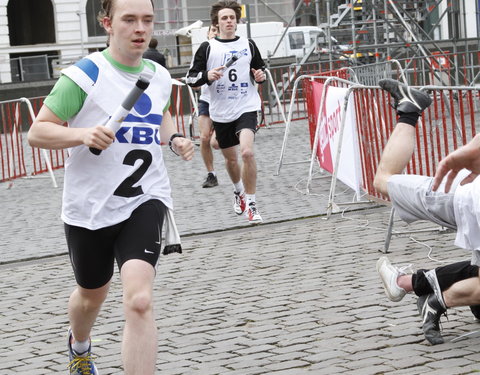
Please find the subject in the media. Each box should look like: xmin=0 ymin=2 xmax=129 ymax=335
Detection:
xmin=7 ymin=0 xmax=55 ymax=46
xmin=86 ymin=0 xmax=104 ymax=37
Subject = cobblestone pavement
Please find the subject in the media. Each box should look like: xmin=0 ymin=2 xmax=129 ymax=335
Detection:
xmin=2 ymin=121 xmax=480 ymax=374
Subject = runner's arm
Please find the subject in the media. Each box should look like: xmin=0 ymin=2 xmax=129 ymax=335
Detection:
xmin=160 ymin=110 xmax=194 ymax=161
xmin=28 ymin=75 xmax=115 ymax=150
xmin=186 ymin=42 xmax=211 ymax=87
xmin=432 ymin=134 xmax=480 ymax=192
xmin=249 ymin=39 xmax=266 ymax=84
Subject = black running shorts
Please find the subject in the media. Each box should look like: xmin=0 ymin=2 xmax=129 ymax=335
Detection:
xmin=64 ymin=199 xmax=166 ymax=289
xmin=213 ymin=111 xmax=257 ymax=149
xmin=198 ymin=100 xmax=210 ymax=117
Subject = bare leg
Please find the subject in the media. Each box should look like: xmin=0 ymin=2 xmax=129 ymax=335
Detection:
xmin=238 ymin=129 xmax=256 ymax=195
xmin=221 ymin=146 xmax=241 ymax=184
xmin=210 ymin=130 xmax=219 ymax=150
xmin=397 ymin=274 xmax=414 ymax=293
xmin=374 ymin=78 xmax=432 ymax=197
xmin=121 ymin=259 xmax=157 ymax=375
xmin=68 ymin=282 xmax=110 ymax=342
xmin=198 ymin=115 xmax=214 ymax=172
xmin=444 ymin=274 xmax=480 ymax=307
xmin=373 ymin=123 xmax=416 ymax=197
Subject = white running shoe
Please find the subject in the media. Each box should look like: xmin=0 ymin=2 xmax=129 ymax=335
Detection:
xmin=376 ymin=256 xmax=412 ymax=302
xmin=233 ymin=191 xmax=246 ymax=215
xmin=246 ymin=202 xmax=263 ymax=224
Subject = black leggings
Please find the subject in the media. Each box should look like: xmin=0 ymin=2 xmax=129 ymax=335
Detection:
xmin=412 ymin=260 xmax=479 ymax=296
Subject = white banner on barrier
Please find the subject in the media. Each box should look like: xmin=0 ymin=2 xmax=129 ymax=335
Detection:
xmin=312 ymin=81 xmax=362 ymax=199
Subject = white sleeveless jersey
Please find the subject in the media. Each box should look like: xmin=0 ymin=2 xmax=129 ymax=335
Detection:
xmin=60 ymin=52 xmax=172 ymax=230
xmin=206 ymin=36 xmax=261 ymax=122
xmin=199 ymin=84 xmax=210 ymax=103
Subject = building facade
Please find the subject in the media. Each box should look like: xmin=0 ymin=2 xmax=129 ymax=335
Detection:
xmin=0 ymin=0 xmax=295 ymax=83
xmin=0 ymin=0 xmax=476 ymax=84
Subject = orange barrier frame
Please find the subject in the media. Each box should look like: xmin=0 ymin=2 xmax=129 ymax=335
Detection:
xmin=355 ymin=85 xmax=479 ymax=202
xmin=300 ymin=77 xmax=480 ymax=251
xmin=0 ymin=97 xmax=60 ymax=185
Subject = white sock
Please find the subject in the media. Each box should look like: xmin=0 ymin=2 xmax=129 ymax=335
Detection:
xmin=72 ymin=337 xmax=90 ymax=355
xmin=245 ymin=194 xmax=255 ymax=206
xmin=208 ymin=171 xmax=216 ymax=176
xmin=233 ymin=181 xmax=244 ymax=193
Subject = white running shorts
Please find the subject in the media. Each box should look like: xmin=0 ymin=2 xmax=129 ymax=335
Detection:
xmin=387 ymin=173 xmax=465 ymax=230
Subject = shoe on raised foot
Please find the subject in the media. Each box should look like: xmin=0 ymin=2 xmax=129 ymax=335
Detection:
xmin=470 ymin=305 xmax=480 ymax=321
xmin=376 ymin=256 xmax=412 ymax=302
xmin=202 ymin=173 xmax=218 ymax=188
xmin=68 ymin=328 xmax=99 ymax=375
xmin=379 ymin=78 xmax=432 ymax=114
xmin=417 ymin=294 xmax=446 ymax=345
xmin=246 ymin=202 xmax=263 ymax=224
xmin=424 ymin=269 xmax=447 ymax=310
xmin=233 ymin=191 xmax=246 ymax=215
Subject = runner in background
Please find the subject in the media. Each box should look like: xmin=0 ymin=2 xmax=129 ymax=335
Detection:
xmin=198 ymin=25 xmax=220 ymax=188
xmin=143 ymin=37 xmax=167 ymax=68
xmin=186 ymin=0 xmax=266 ymax=223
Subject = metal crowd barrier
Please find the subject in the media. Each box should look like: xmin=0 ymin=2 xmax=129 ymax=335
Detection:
xmin=7 ymin=57 xmax=479 ymax=206
xmin=289 ymin=71 xmax=480 ymax=251
xmin=356 ymin=84 xmax=480 ymax=252
xmin=0 ymin=97 xmax=58 ymax=186
xmin=276 ymin=68 xmax=351 ymax=175
xmin=0 ymin=61 xmax=404 ymax=186
xmin=0 ymin=79 xmax=198 ymax=186
xmin=356 ymin=85 xmax=480 ymax=201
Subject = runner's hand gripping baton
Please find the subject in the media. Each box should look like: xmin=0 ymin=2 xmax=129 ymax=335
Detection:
xmin=89 ymin=76 xmax=151 ymax=155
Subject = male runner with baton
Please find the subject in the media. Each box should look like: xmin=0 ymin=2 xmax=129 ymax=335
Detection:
xmin=27 ymin=0 xmax=193 ymax=373
xmin=186 ymin=0 xmax=266 ymax=224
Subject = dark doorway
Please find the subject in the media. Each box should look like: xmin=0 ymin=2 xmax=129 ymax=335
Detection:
xmin=8 ymin=0 xmax=55 ymax=46
xmin=86 ymin=0 xmax=104 ymax=37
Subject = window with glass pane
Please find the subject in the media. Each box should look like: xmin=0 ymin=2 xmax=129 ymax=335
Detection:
xmin=86 ymin=0 xmax=104 ymax=37
xmin=288 ymin=31 xmax=305 ymax=49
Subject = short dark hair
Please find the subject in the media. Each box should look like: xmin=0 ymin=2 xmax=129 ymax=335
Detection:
xmin=210 ymin=1 xmax=242 ymax=27
xmin=149 ymin=38 xmax=158 ymax=49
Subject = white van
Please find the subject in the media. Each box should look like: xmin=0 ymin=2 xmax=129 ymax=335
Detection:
xmin=189 ymin=22 xmax=344 ymax=60
xmin=284 ymin=26 xmax=337 ymax=58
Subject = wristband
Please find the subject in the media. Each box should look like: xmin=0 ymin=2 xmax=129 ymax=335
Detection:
xmin=169 ymin=133 xmax=185 ymax=156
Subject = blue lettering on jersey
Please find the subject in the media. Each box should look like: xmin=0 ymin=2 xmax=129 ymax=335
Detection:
xmin=115 ymin=127 xmax=161 ymax=145
xmin=124 ymin=113 xmax=163 ymax=124
xmin=132 ymin=127 xmax=154 ymax=144
xmin=116 ymin=127 xmax=130 ymax=143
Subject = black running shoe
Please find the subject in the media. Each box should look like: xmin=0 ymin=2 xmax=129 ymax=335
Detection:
xmin=470 ymin=305 xmax=480 ymax=321
xmin=202 ymin=173 xmax=218 ymax=188
xmin=417 ymin=294 xmax=446 ymax=345
xmin=379 ymin=78 xmax=432 ymax=114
